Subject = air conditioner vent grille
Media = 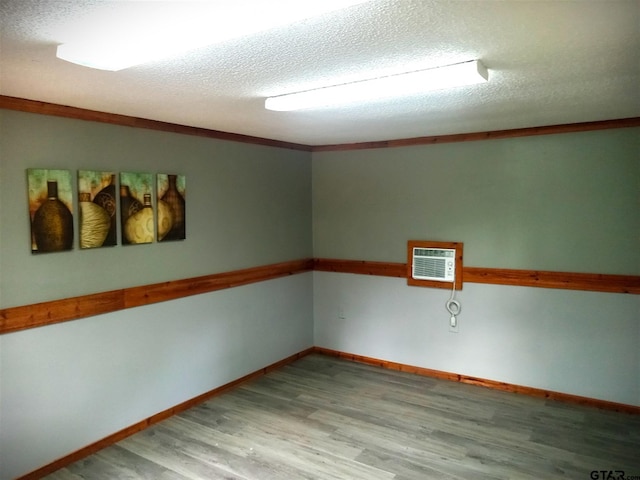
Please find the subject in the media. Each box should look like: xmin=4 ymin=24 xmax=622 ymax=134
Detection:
xmin=413 ymin=257 xmax=446 ymax=279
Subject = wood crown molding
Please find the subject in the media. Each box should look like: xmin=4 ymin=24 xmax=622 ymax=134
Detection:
xmin=1 ymin=258 xmax=638 ymax=335
xmin=311 ymin=117 xmax=640 ymax=151
xmin=2 ymin=95 xmax=639 ymax=152
xmin=0 ymin=95 xmax=312 ymax=152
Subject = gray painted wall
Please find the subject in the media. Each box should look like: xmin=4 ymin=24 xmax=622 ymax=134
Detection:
xmin=312 ymin=128 xmax=640 ymax=408
xmin=313 ymin=272 xmax=639 ymax=406
xmin=2 ymin=274 xmax=313 ymax=480
xmin=1 ymin=110 xmax=638 ymax=479
xmin=0 ymin=110 xmax=312 ymax=308
xmin=0 ymin=110 xmax=314 ymax=480
xmin=312 ymin=128 xmax=640 ymax=273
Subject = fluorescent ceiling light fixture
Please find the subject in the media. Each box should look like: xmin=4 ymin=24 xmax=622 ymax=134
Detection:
xmin=265 ymin=60 xmax=489 ymax=111
xmin=56 ymin=0 xmax=371 ymax=71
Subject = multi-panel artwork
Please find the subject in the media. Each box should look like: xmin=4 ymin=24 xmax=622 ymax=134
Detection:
xmin=26 ymin=169 xmax=186 ymax=253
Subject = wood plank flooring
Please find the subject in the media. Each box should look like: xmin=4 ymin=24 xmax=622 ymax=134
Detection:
xmin=44 ymin=354 xmax=640 ymax=479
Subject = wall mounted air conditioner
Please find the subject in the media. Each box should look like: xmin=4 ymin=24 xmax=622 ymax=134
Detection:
xmin=407 ymin=240 xmax=463 ymax=290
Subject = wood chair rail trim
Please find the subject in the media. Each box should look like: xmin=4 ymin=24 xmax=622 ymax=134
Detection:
xmin=0 ymin=259 xmax=314 ymax=335
xmin=1 ymin=258 xmax=638 ymax=335
xmin=314 ymin=258 xmax=640 ymax=294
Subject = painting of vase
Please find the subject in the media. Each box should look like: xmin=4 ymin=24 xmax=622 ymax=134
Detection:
xmin=27 ymin=169 xmax=74 ymax=253
xmin=157 ymin=173 xmax=186 ymax=241
xmin=78 ymin=170 xmax=117 ymax=248
xmin=120 ymin=172 xmax=153 ymax=244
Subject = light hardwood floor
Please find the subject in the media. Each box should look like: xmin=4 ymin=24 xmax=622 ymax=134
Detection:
xmin=45 ymin=354 xmax=640 ymax=479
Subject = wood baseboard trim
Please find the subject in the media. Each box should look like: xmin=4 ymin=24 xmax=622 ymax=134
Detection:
xmin=314 ymin=258 xmax=640 ymax=294
xmin=16 ymin=347 xmax=315 ymax=480
xmin=20 ymin=344 xmax=636 ymax=479
xmin=313 ymin=347 xmax=640 ymax=415
xmin=0 ymin=259 xmax=313 ymax=335
xmin=12 ymin=344 xmax=639 ymax=479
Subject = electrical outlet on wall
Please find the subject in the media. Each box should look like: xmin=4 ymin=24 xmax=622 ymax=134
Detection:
xmin=449 ymin=315 xmax=459 ymax=333
xmin=338 ymin=307 xmax=346 ymax=320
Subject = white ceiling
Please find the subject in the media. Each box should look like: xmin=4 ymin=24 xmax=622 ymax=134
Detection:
xmin=1 ymin=0 xmax=639 ymax=146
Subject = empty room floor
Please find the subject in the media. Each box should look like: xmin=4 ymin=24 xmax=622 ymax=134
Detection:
xmin=44 ymin=354 xmax=640 ymax=480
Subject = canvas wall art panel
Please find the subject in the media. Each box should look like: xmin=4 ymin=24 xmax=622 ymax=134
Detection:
xmin=157 ymin=174 xmax=186 ymax=241
xmin=78 ymin=170 xmax=117 ymax=248
xmin=27 ymin=168 xmax=74 ymax=253
xmin=120 ymin=172 xmax=153 ymax=245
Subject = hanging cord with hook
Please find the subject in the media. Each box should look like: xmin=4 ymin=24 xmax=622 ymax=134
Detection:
xmin=445 ymin=274 xmax=461 ymax=326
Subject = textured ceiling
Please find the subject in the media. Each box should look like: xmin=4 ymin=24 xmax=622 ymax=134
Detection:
xmin=1 ymin=0 xmax=639 ymax=146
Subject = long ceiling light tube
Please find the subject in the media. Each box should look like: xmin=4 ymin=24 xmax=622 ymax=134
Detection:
xmin=265 ymin=60 xmax=489 ymax=111
xmin=56 ymin=0 xmax=372 ymax=71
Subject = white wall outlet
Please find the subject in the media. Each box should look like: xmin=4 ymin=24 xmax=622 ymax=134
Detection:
xmin=449 ymin=315 xmax=459 ymax=333
xmin=338 ymin=307 xmax=346 ymax=319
